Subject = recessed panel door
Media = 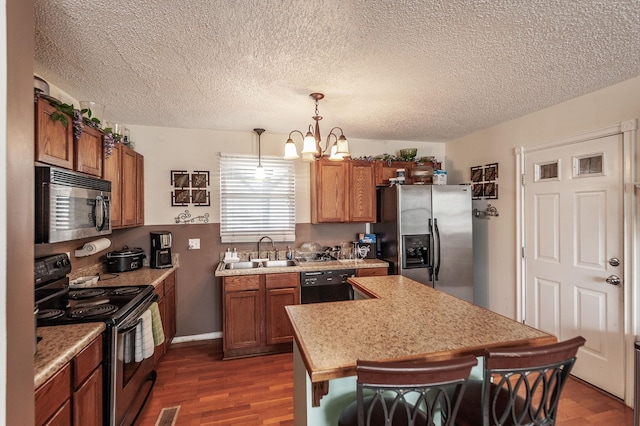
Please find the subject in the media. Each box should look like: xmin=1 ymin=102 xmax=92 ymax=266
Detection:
xmin=524 ymin=134 xmax=624 ymax=397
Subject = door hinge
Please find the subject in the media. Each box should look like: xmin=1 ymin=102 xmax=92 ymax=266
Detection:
xmin=521 ymin=247 xmax=525 ymax=258
xmin=521 ymin=174 xmax=526 ymax=186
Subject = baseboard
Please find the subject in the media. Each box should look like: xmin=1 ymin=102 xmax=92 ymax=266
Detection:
xmin=170 ymin=331 xmax=222 ymax=344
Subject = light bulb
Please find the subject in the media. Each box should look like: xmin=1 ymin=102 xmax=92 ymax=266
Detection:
xmin=255 ymin=164 xmax=265 ymax=180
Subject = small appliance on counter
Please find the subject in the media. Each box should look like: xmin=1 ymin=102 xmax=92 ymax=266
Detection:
xmin=150 ymin=231 xmax=173 ymax=269
xmin=105 ymin=246 xmax=145 ymax=273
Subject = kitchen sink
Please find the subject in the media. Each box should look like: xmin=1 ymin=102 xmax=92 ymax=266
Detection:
xmin=263 ymin=260 xmax=297 ymax=268
xmin=224 ymin=261 xmax=260 ymax=270
xmin=223 ymin=260 xmax=297 ymax=270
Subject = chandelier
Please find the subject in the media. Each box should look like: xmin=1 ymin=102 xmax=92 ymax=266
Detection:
xmin=283 ymin=93 xmax=351 ymax=162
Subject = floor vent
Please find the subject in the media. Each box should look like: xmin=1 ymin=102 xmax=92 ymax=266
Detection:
xmin=155 ymin=405 xmax=180 ymax=426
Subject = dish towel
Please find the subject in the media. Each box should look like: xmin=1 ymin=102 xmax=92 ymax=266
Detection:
xmin=149 ymin=301 xmax=165 ymax=346
xmin=141 ymin=309 xmax=155 ymax=360
xmin=134 ymin=319 xmax=144 ymax=362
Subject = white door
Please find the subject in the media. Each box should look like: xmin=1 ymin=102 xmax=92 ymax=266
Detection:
xmin=523 ymin=133 xmax=624 ymax=398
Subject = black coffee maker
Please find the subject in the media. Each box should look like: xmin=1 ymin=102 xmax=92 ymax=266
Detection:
xmin=150 ymin=231 xmax=173 ymax=269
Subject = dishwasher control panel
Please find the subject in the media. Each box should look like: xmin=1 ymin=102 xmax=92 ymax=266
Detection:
xmin=300 ymin=269 xmax=357 ymax=287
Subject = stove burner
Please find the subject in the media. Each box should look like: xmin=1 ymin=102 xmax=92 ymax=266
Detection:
xmin=37 ymin=309 xmax=65 ymax=320
xmin=69 ymin=288 xmax=107 ymax=300
xmin=70 ymin=304 xmax=118 ymax=318
xmin=111 ymin=287 xmax=142 ymax=296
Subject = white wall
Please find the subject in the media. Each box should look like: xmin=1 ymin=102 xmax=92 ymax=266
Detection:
xmin=126 ymin=124 xmax=445 ymax=225
xmin=446 ymin=75 xmax=640 ymax=320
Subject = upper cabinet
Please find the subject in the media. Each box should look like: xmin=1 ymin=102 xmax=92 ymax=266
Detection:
xmin=104 ymin=144 xmax=144 ymax=229
xmin=374 ymin=160 xmax=415 ymax=186
xmin=35 ymin=97 xmax=74 ymax=169
xmin=310 ymin=158 xmax=376 ymax=223
xmin=75 ymin=125 xmax=103 ymax=177
xmin=35 ymin=97 xmax=104 ymax=178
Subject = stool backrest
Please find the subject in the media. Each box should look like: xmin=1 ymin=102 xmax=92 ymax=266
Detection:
xmin=480 ymin=336 xmax=586 ymax=426
xmin=356 ymin=355 xmax=478 ymax=426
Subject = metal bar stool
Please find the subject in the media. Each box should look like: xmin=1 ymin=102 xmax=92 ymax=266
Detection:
xmin=338 ymin=355 xmax=478 ymax=426
xmin=454 ymin=336 xmax=586 ymax=426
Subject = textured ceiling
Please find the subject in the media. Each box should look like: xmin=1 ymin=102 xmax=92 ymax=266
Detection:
xmin=34 ymin=0 xmax=640 ymax=142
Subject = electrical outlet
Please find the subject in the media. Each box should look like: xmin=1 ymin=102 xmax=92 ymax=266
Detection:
xmin=188 ymin=238 xmax=200 ymax=250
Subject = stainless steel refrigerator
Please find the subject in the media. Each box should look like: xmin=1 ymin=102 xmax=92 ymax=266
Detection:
xmin=371 ymin=185 xmax=474 ymax=302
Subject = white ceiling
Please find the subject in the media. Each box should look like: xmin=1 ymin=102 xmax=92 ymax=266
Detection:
xmin=33 ymin=0 xmax=640 ymax=142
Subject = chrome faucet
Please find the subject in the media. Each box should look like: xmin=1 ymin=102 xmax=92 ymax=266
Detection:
xmin=257 ymin=236 xmax=274 ymax=260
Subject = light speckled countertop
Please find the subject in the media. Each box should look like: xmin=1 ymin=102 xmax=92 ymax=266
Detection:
xmin=35 ymin=323 xmax=105 ymax=388
xmin=214 ymin=258 xmax=388 ymax=277
xmin=286 ymin=275 xmax=556 ymax=383
xmin=35 ymin=261 xmax=180 ymax=389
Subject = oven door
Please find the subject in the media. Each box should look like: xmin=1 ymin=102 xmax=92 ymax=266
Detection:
xmin=111 ymin=300 xmax=156 ymax=426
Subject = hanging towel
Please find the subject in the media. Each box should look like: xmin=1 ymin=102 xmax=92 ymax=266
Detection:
xmin=149 ymin=301 xmax=165 ymax=346
xmin=134 ymin=319 xmax=144 ymax=362
xmin=141 ymin=309 xmax=155 ymax=359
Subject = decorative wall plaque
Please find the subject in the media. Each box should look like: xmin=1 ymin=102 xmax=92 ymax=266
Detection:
xmin=170 ymin=169 xmax=210 ymax=206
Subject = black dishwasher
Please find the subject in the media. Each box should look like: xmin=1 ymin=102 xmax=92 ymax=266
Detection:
xmin=300 ymin=269 xmax=356 ymax=304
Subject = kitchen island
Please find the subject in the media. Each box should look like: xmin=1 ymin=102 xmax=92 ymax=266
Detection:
xmin=285 ymin=275 xmax=556 ymax=426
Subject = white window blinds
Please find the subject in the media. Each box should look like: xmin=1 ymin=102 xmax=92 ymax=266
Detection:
xmin=219 ymin=153 xmax=296 ymax=243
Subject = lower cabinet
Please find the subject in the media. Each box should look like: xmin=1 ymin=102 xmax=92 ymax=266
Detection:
xmin=35 ymin=336 xmax=103 ymax=426
xmin=153 ymin=271 xmax=177 ymax=366
xmin=223 ymin=272 xmax=300 ymax=359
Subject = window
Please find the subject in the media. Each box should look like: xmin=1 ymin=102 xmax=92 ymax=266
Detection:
xmin=219 ymin=153 xmax=296 ymax=243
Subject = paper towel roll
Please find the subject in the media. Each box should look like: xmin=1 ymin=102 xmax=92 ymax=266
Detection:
xmin=75 ymin=238 xmax=111 ymax=257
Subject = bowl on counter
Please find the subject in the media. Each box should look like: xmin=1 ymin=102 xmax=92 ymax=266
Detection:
xmin=69 ymin=276 xmax=99 ymax=288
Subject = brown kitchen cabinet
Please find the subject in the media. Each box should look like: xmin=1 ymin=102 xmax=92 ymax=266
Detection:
xmin=103 ymin=143 xmax=144 ymax=229
xmin=74 ymin=125 xmax=103 ymax=177
xmin=265 ymin=273 xmax=299 ymax=345
xmin=374 ymin=160 xmax=415 ymax=186
xmin=310 ymin=158 xmax=376 ymax=223
xmin=223 ymin=272 xmax=299 ymax=359
xmin=153 ymin=271 xmax=177 ymax=366
xmin=35 ymin=336 xmax=102 ymax=426
xmin=35 ymin=97 xmax=74 ymax=169
xmin=356 ymin=267 xmax=388 ymax=277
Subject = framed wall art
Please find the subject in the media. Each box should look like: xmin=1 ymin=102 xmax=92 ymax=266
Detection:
xmin=170 ymin=169 xmax=211 ymax=206
xmin=191 ymin=189 xmax=210 ymax=206
xmin=470 ymin=166 xmax=483 ymax=183
xmin=470 ymin=162 xmax=499 ymax=200
xmin=472 ymin=183 xmax=484 ymax=199
xmin=171 ymin=170 xmax=190 ymax=188
xmin=191 ymin=171 xmax=209 ymax=188
xmin=483 ymin=182 xmax=498 ymax=199
xmin=484 ymin=163 xmax=498 ymax=181
xmin=171 ymin=189 xmax=191 ymax=206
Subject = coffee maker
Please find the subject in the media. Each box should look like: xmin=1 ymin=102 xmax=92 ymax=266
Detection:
xmin=150 ymin=231 xmax=173 ymax=269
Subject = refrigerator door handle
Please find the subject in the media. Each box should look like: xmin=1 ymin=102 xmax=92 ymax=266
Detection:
xmin=428 ymin=219 xmax=435 ymax=280
xmin=434 ymin=218 xmax=441 ymax=280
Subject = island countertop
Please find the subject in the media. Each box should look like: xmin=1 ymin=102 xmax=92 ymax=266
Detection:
xmin=285 ymin=275 xmax=556 ymax=383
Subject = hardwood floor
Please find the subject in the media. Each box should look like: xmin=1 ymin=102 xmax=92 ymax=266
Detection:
xmin=136 ymin=340 xmax=633 ymax=425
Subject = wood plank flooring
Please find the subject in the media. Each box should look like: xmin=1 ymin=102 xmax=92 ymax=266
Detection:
xmin=136 ymin=339 xmax=633 ymax=425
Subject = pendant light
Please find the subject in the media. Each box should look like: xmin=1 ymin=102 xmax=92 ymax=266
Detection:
xmin=283 ymin=93 xmax=350 ymax=162
xmin=254 ymin=128 xmax=266 ymax=180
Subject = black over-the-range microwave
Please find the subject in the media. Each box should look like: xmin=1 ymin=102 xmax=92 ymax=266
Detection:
xmin=35 ymin=165 xmax=112 ymax=243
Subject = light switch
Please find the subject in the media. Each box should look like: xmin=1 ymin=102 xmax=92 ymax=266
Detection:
xmin=188 ymin=238 xmax=200 ymax=250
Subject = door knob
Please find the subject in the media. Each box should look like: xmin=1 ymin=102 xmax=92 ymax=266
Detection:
xmin=605 ymin=275 xmax=621 ymax=286
xmin=608 ymin=258 xmax=620 ymax=267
